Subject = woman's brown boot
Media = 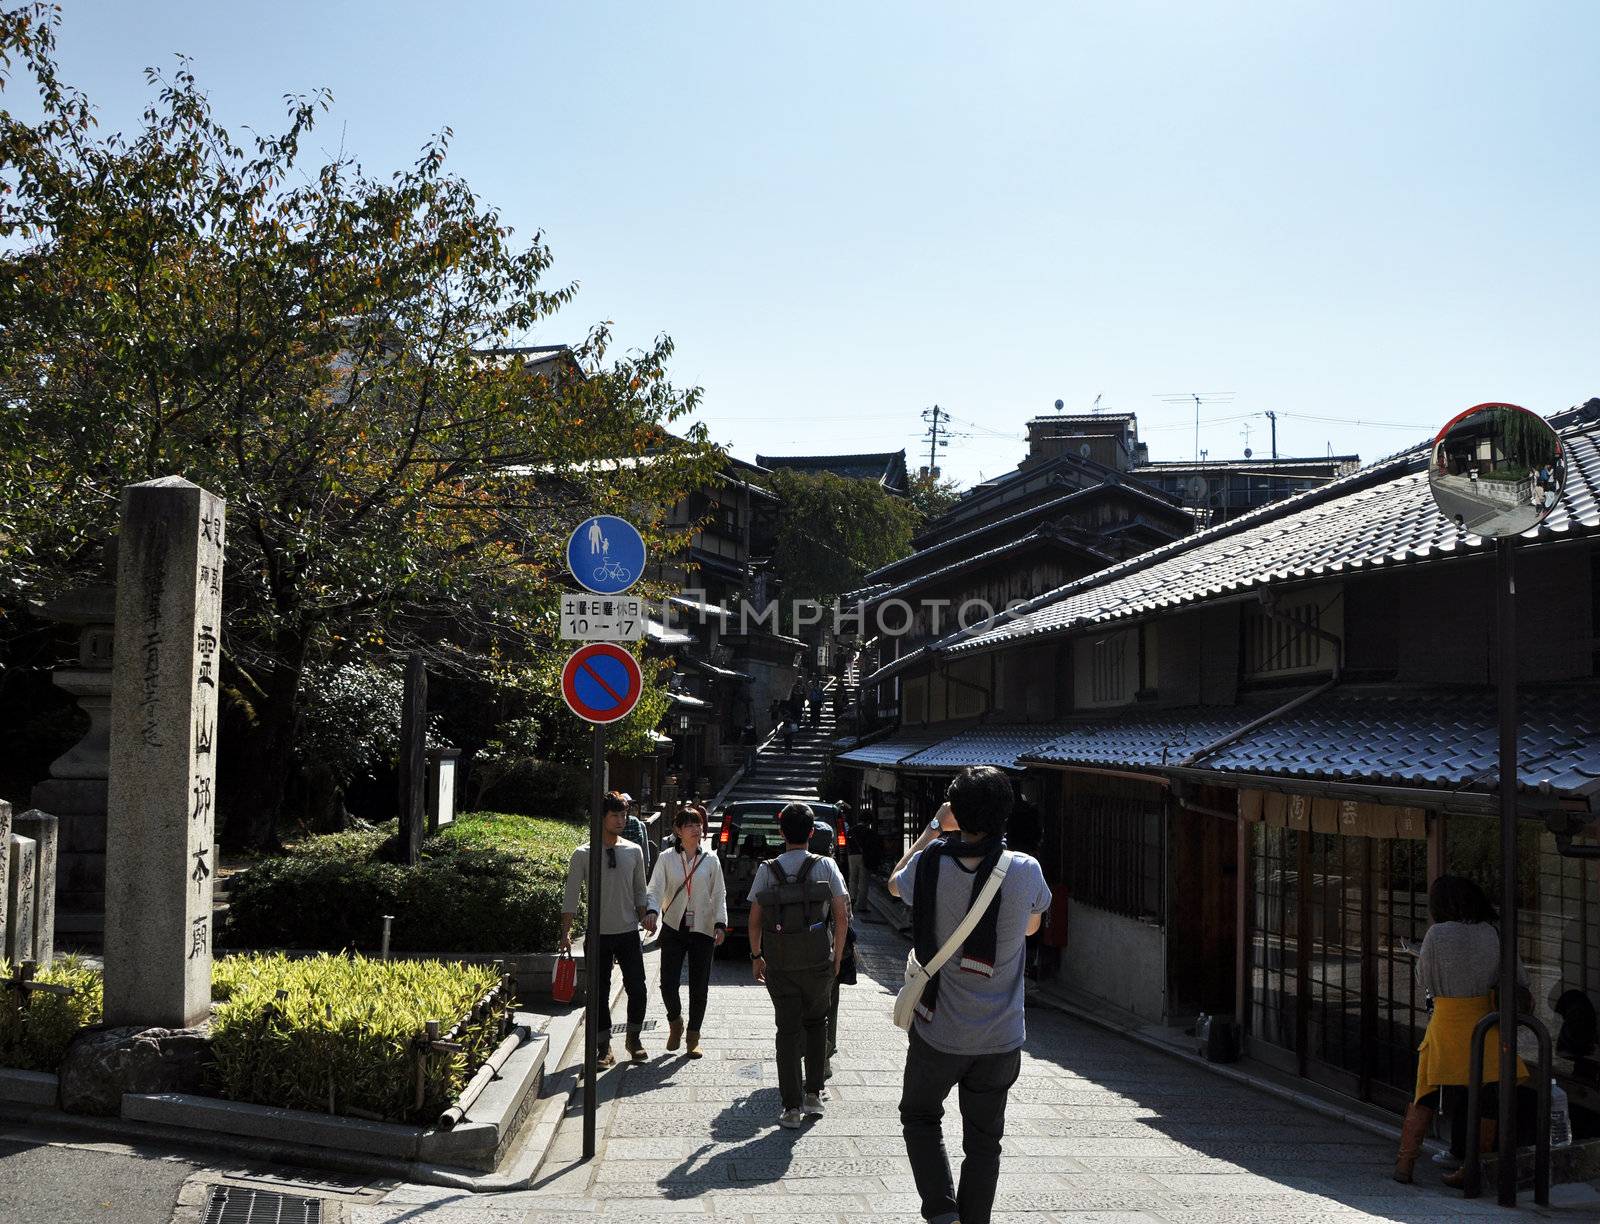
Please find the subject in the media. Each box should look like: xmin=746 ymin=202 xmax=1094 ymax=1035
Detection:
xmin=666 ymin=1018 xmax=683 ymax=1051
xmin=1393 ymin=1102 xmax=1434 ymax=1183
xmin=686 ymin=1029 xmax=702 ymax=1059
xmin=1442 ymin=1120 xmax=1497 ymax=1188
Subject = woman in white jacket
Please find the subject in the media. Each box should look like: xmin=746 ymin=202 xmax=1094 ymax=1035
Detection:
xmin=645 ymin=804 xmax=728 ymax=1057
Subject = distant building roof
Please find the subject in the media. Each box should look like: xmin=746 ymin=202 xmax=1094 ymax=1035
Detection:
xmin=756 ymin=450 xmax=909 ymax=493
xmin=1134 ymin=455 xmax=1359 ymax=474
xmin=935 ymin=404 xmax=1600 ymax=659
xmin=865 ymin=478 xmax=1189 ymax=587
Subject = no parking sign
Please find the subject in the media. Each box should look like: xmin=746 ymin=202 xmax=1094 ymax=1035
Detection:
xmin=560 ymin=641 xmax=643 ymax=724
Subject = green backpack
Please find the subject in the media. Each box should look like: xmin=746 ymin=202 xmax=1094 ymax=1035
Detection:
xmin=756 ymin=854 xmax=834 ymax=971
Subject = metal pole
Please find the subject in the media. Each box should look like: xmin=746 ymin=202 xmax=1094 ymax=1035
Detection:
xmin=583 ymin=722 xmax=605 ymax=1159
xmin=1495 ymin=536 xmax=1519 ymax=1207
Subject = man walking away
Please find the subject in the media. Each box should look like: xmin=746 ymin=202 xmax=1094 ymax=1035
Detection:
xmin=889 ymin=766 xmax=1051 ymax=1224
xmin=560 ymin=793 xmax=657 ymax=1066
xmin=748 ymin=802 xmax=848 ymax=1129
xmin=808 ymin=678 xmax=825 ymax=728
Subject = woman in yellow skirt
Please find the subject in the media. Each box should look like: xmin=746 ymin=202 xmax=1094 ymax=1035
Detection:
xmin=1395 ymin=875 xmax=1528 ymax=1185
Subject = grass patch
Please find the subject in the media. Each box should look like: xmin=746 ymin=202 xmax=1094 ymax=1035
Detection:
xmin=436 ymin=810 xmax=585 ymax=857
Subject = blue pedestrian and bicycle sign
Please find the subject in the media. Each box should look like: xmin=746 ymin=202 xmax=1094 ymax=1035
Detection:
xmin=561 ymin=642 xmax=644 ymax=724
xmin=567 ymin=515 xmax=646 ymax=595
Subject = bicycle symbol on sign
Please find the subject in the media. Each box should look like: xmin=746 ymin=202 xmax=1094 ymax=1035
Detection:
xmin=594 ymin=560 xmax=632 ymax=584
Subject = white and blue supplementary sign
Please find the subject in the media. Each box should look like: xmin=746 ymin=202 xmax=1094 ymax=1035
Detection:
xmin=561 ymin=642 xmax=644 ymax=724
xmin=567 ymin=516 xmax=646 ymax=595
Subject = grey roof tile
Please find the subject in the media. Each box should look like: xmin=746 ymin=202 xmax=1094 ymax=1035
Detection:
xmin=899 ymin=723 xmax=1077 ymax=772
xmin=836 ymin=730 xmax=948 ymax=767
xmin=1021 ymin=706 xmax=1275 ymax=770
xmin=945 ymin=412 xmax=1600 ymax=656
xmin=1194 ymin=685 xmax=1600 ymax=798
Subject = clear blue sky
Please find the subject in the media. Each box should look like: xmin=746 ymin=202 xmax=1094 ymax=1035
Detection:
xmin=51 ymin=2 xmax=1600 ymax=486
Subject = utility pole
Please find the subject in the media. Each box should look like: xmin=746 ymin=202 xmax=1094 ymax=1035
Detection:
xmin=1193 ymin=393 xmax=1201 ymax=462
xmin=1265 ymin=410 xmax=1278 ymax=459
xmin=921 ymin=405 xmax=949 ymax=476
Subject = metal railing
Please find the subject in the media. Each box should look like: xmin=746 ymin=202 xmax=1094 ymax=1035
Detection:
xmin=1460 ymin=1008 xmax=1553 ymax=1205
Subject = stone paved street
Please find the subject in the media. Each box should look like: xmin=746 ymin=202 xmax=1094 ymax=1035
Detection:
xmin=360 ymin=920 xmax=1569 ymax=1224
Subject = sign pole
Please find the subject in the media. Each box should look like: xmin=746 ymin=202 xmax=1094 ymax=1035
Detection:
xmin=583 ymin=720 xmax=605 ymax=1159
xmin=1495 ymin=535 xmax=1519 ymax=1207
xmin=562 ymin=514 xmax=649 ymax=1163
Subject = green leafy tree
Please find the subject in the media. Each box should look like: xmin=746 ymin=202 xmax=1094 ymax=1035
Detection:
xmin=907 ymin=470 xmax=964 ymax=525
xmin=0 ymin=5 xmax=719 ymax=846
xmin=765 ymin=470 xmax=921 ymax=613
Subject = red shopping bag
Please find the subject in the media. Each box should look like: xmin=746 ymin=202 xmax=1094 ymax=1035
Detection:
xmin=551 ymin=949 xmax=576 ymax=1004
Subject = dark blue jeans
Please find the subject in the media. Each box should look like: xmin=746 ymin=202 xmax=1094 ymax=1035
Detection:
xmin=899 ymin=1026 xmax=1022 ymax=1224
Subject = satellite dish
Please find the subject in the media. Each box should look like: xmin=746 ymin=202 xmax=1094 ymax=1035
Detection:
xmin=1244 ymin=447 xmax=1253 ymax=458
xmin=1054 ymin=399 xmax=1065 ymax=412
xmin=1186 ymin=476 xmax=1208 ymax=501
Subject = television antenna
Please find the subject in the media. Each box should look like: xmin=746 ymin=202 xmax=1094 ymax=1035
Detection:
xmin=1154 ymin=391 xmax=1237 ymax=461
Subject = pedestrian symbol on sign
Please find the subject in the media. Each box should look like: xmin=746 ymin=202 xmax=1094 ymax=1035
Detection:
xmin=567 ymin=516 xmax=647 ymax=595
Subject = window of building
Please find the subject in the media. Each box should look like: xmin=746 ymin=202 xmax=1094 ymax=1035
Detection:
xmin=1066 ymin=792 xmax=1164 ymax=922
xmin=1241 ymin=587 xmax=1343 ymax=679
xmin=1074 ymin=627 xmax=1138 ymax=708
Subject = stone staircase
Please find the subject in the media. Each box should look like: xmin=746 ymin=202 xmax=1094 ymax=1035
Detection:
xmin=719 ymin=678 xmax=841 ymax=806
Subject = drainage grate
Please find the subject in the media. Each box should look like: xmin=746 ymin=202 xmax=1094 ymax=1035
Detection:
xmin=204 ymin=1185 xmax=323 ymax=1224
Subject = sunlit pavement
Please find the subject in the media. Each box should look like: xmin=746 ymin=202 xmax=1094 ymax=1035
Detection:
xmin=361 ymin=919 xmax=1577 ymax=1224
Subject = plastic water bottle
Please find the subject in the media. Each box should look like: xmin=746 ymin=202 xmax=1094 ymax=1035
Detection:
xmin=1550 ymin=1078 xmax=1572 ymax=1149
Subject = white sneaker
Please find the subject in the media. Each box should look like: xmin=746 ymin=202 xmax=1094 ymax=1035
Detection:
xmin=778 ymin=1107 xmax=804 ymax=1129
xmin=1432 ymin=1149 xmax=1461 ymax=1169
xmin=802 ymin=1092 xmax=825 ymax=1117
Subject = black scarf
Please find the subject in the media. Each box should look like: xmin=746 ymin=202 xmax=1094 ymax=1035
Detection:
xmin=911 ymin=833 xmax=1006 ymax=1021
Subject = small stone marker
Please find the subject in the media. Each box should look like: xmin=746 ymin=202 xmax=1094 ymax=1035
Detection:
xmin=6 ymin=834 xmax=36 ymax=965
xmin=397 ymin=652 xmax=427 ymax=865
xmin=104 ymin=477 xmax=225 ymax=1028
xmin=13 ymin=811 xmax=58 ymax=965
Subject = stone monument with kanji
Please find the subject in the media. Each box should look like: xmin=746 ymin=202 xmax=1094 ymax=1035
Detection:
xmin=103 ymin=477 xmax=224 ymax=1028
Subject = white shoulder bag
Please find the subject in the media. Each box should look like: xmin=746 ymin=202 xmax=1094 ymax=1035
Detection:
xmin=894 ymin=851 xmax=1013 ymax=1031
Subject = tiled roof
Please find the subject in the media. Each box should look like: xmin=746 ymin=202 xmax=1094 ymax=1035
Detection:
xmin=1134 ymin=455 xmax=1358 ymax=473
xmin=866 ymin=479 xmax=1189 ymax=586
xmin=900 ymin=723 xmax=1076 ymax=772
xmin=757 ymin=451 xmax=909 ymax=490
xmin=942 ymin=408 xmax=1600 ymax=658
xmin=836 ymin=729 xmax=948 ymax=768
xmin=864 ymin=527 xmax=1113 ymax=608
xmin=1191 ymin=686 xmax=1600 ymax=798
xmin=1021 ymin=705 xmax=1279 ymax=771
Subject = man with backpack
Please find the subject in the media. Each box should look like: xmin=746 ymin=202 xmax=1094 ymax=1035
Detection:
xmin=888 ymin=766 xmax=1051 ymax=1224
xmin=747 ymin=802 xmax=849 ymax=1129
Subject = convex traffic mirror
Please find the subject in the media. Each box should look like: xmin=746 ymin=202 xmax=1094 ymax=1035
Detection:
xmin=1428 ymin=402 xmax=1564 ymax=538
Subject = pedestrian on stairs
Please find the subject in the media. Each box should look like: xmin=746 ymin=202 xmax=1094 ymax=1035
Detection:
xmin=646 ymin=804 xmax=727 ymax=1059
xmin=808 ymin=678 xmax=825 ymax=727
xmin=559 ymin=792 xmax=655 ymax=1066
xmin=786 ymin=679 xmax=807 ymax=724
xmin=748 ymin=802 xmax=849 ymax=1129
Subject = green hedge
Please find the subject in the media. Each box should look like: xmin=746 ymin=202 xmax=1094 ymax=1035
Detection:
xmin=0 ymin=956 xmax=103 ymax=1071
xmin=221 ymin=812 xmax=584 ymax=954
xmin=0 ymin=954 xmax=503 ymax=1123
xmin=211 ymin=953 xmax=505 ymax=1122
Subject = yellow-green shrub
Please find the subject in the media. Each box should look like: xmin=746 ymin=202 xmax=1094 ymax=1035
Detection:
xmin=0 ymin=956 xmax=104 ymax=1071
xmin=210 ymin=952 xmax=505 ymax=1122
